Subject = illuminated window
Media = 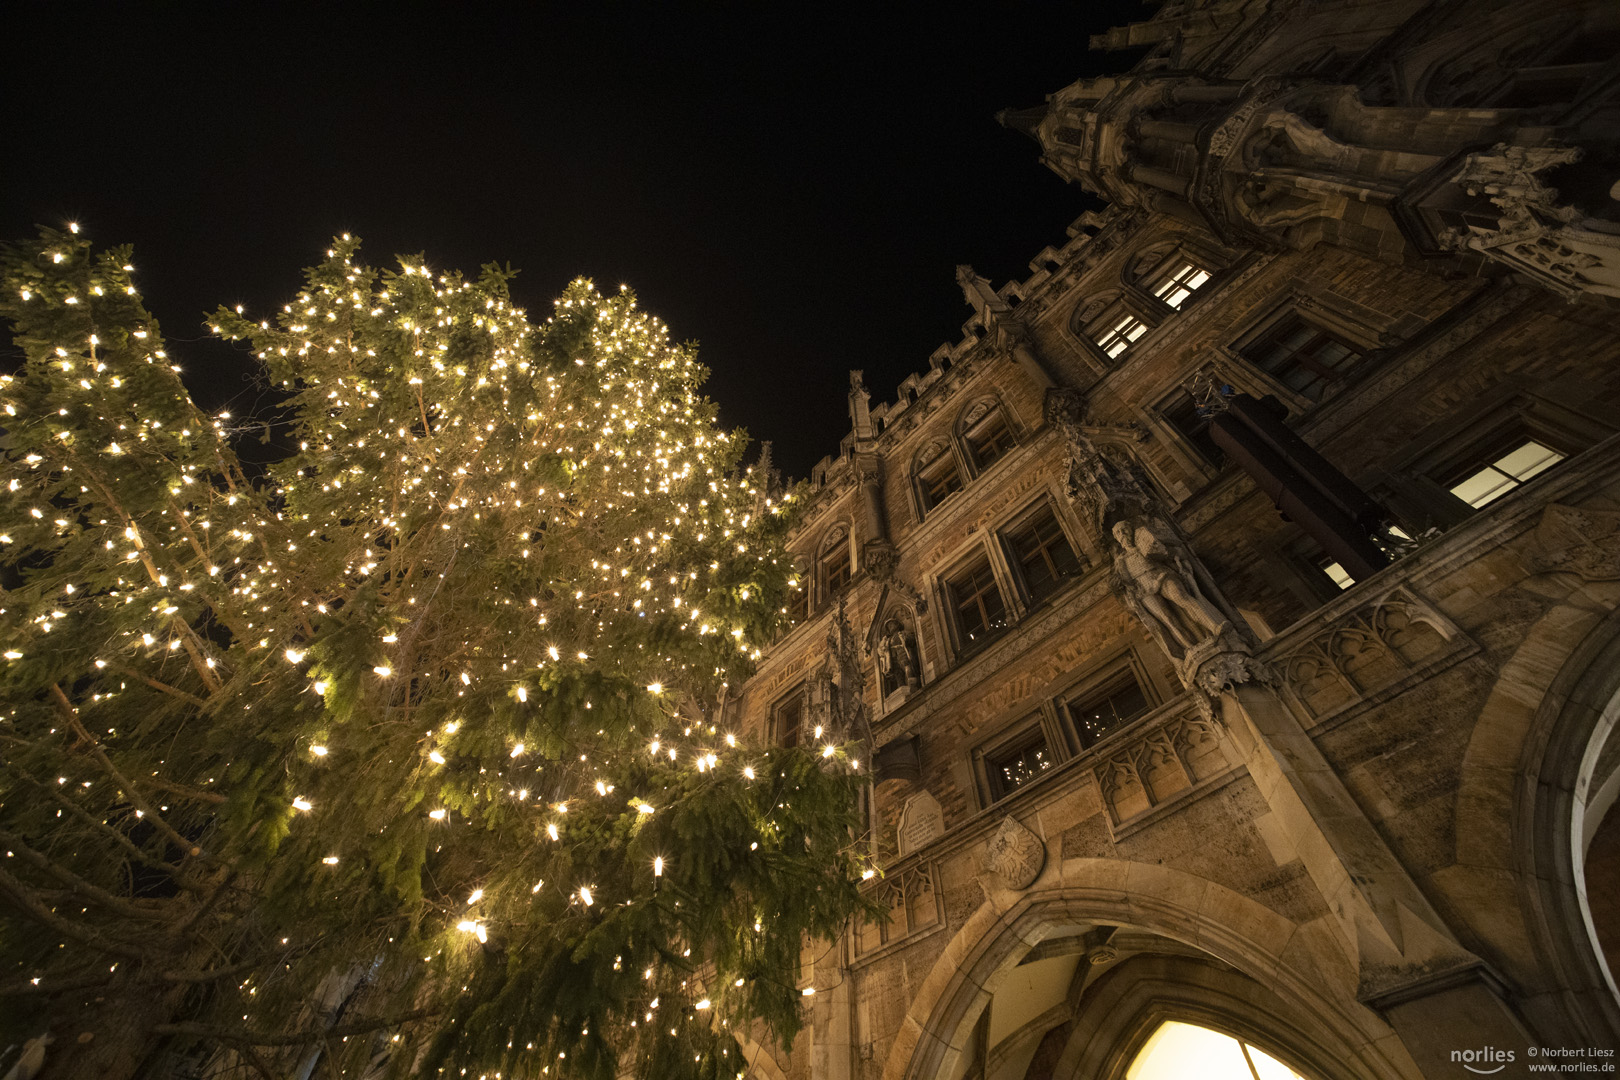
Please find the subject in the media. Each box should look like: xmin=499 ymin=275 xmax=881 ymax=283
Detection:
xmin=1152 ymin=261 xmax=1212 ymax=309
xmin=1447 ymin=439 xmax=1564 ymax=509
xmin=1240 ymin=314 xmax=1362 ymax=401
xmin=1127 ymin=1021 xmax=1313 ymax=1080
xmin=1097 ymin=313 xmax=1150 ymax=359
xmin=985 ymin=728 xmax=1052 ymax=801
xmin=964 ymin=411 xmax=1016 ymax=471
xmin=1321 ymin=561 xmax=1354 ymax=590
xmin=1005 ymin=504 xmax=1082 ymax=605
xmin=1064 ymin=673 xmax=1150 ymax=750
xmin=918 ymin=454 xmax=964 ymax=513
xmin=946 ymin=556 xmax=1007 ymax=653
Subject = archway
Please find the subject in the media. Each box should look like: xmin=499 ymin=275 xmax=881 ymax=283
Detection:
xmin=879 ymin=859 xmax=1418 ymax=1080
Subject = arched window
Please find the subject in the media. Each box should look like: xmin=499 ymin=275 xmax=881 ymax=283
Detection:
xmin=1071 ymin=290 xmax=1152 ymax=361
xmin=957 ymin=397 xmax=1018 ymax=474
xmin=1127 ymin=1021 xmax=1314 ymax=1080
xmin=912 ymin=438 xmax=963 ymax=517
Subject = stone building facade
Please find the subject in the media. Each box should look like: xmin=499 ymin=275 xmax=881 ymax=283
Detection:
xmin=730 ymin=2 xmax=1620 ymax=1078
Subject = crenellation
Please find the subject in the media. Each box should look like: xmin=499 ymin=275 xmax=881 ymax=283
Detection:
xmin=745 ymin=4 xmax=1620 ymax=1074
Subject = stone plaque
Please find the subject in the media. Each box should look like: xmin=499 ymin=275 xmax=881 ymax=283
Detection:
xmin=896 ymin=791 xmax=945 ymax=856
xmin=984 ymin=816 xmax=1045 ymax=891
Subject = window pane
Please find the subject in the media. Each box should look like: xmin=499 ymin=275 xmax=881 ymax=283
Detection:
xmin=949 ymin=559 xmax=1007 ymax=649
xmin=966 ymin=414 xmax=1015 ymax=470
xmin=1127 ymin=1022 xmax=1253 ymax=1080
xmin=921 ymin=456 xmax=963 ymax=511
xmin=1449 ymin=466 xmax=1517 ymax=508
xmin=1152 ymin=262 xmax=1211 ymax=310
xmin=1241 ymin=314 xmax=1362 ymax=401
xmin=1494 ymin=440 xmax=1562 ymax=481
xmin=1322 ymin=561 xmax=1354 ymax=590
xmin=1128 ymin=1022 xmax=1313 ymax=1080
xmin=1069 ymin=677 xmax=1150 ymax=749
xmin=988 ymin=731 xmax=1052 ymax=800
xmin=1010 ymin=507 xmax=1082 ymax=604
xmin=774 ymin=695 xmax=804 ymax=748
xmin=822 ymin=541 xmax=850 ymax=595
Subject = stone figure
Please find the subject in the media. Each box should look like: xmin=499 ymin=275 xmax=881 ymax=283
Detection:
xmin=1111 ymin=518 xmax=1228 ymax=653
xmin=877 ymin=616 xmax=920 ymax=696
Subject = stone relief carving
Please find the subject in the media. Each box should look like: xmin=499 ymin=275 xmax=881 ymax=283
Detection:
xmin=1093 ymin=705 xmax=1239 ymax=829
xmin=983 ymin=816 xmax=1046 ymax=891
xmin=1272 ymin=585 xmax=1465 ymax=723
xmin=856 ymin=863 xmax=940 ymax=956
xmin=1523 ymin=504 xmax=1620 ymax=582
xmin=1434 ymin=143 xmax=1620 ymax=301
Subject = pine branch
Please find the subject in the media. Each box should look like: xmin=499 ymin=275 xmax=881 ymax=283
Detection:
xmin=153 ymin=1009 xmax=435 ymax=1048
xmin=112 ymin=664 xmax=210 ymax=709
xmin=50 ymin=684 xmax=204 ymax=858
xmin=0 ymin=827 xmax=175 ymax=922
xmin=1 ymin=762 xmax=201 ymax=890
xmin=0 ymin=862 xmax=156 ymax=962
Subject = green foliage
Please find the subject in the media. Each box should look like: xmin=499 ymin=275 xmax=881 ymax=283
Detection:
xmin=0 ymin=228 xmax=876 ymax=1078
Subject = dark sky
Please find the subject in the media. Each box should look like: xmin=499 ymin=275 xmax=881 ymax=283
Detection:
xmin=5 ymin=4 xmax=1140 ymax=478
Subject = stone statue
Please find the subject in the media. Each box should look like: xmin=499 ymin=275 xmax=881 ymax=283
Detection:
xmin=877 ymin=616 xmax=920 ymax=696
xmin=1110 ymin=518 xmax=1229 ymax=654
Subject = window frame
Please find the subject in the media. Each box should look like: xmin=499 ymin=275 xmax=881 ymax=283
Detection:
xmin=1149 ymin=258 xmax=1214 ymax=310
xmin=1234 ymin=309 xmax=1367 ymax=403
xmin=971 ymin=707 xmax=1074 ymax=807
xmin=999 ymin=499 xmax=1086 ymax=609
xmin=817 ymin=528 xmax=852 ymax=607
xmin=940 ymin=549 xmax=1012 ymax=660
xmin=1054 ymin=651 xmax=1161 ymax=754
xmin=770 ymin=684 xmax=808 ymax=749
xmin=961 ymin=405 xmax=1017 ymax=474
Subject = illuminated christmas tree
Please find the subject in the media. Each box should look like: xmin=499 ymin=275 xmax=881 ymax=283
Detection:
xmin=0 ymin=228 xmax=874 ymax=1080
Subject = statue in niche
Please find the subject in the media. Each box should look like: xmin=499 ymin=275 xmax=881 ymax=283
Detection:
xmin=876 ymin=616 xmax=921 ymax=698
xmin=1111 ymin=517 xmax=1229 ymax=656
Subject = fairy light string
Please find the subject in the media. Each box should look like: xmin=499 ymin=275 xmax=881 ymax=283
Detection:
xmin=0 ymin=227 xmax=880 ymax=1079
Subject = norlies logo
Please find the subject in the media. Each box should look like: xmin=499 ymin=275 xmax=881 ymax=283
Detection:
xmin=1453 ymin=1046 xmax=1517 ymax=1074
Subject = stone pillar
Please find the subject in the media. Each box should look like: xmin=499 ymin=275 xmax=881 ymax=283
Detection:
xmin=1220 ymin=680 xmax=1530 ymax=1066
xmin=853 ymin=453 xmax=887 ymax=549
xmin=1138 ymin=118 xmax=1199 ymax=144
xmin=1126 ymin=163 xmax=1191 ymax=199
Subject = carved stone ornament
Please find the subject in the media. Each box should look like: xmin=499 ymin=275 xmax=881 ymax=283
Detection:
xmin=896 ymin=791 xmax=945 ymax=856
xmin=1435 ymin=143 xmax=1620 ymax=301
xmin=983 ymin=816 xmax=1046 ymax=891
xmin=1523 ymin=504 xmax=1620 ymax=582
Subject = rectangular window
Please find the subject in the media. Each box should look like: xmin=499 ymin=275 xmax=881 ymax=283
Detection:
xmin=1151 ymin=261 xmax=1211 ymax=309
xmin=1064 ymin=673 xmax=1151 ymax=750
xmin=919 ymin=454 xmax=964 ymax=513
xmin=965 ymin=413 xmax=1016 ymax=471
xmin=1240 ymin=314 xmax=1362 ymax=401
xmin=786 ymin=580 xmax=809 ymax=626
xmin=986 ymin=727 xmax=1053 ymax=802
xmin=946 ymin=556 xmax=1008 ymax=653
xmin=1006 ymin=505 xmax=1082 ymax=605
xmin=821 ymin=540 xmax=851 ymax=597
xmin=1097 ymin=314 xmax=1149 ymax=359
xmin=1321 ymin=560 xmax=1355 ymax=590
xmin=1446 ymin=439 xmax=1565 ymax=508
xmin=772 ymin=688 xmax=806 ymax=749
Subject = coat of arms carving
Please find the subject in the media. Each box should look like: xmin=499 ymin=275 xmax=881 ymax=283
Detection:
xmin=983 ymin=816 xmax=1046 ymax=891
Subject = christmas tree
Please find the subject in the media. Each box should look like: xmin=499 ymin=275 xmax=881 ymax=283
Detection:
xmin=0 ymin=227 xmax=876 ymax=1079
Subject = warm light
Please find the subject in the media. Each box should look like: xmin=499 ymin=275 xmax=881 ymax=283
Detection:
xmin=292 ymin=797 xmax=312 ymax=812
xmin=373 ymin=665 xmax=392 ymax=677
xmin=310 ymin=745 xmax=329 ymax=757
xmin=653 ymin=856 xmax=664 ymax=876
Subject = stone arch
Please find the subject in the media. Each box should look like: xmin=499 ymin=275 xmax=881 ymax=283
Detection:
xmin=1450 ymin=593 xmax=1620 ymax=1048
xmin=879 ymin=857 xmax=1418 ymax=1080
xmin=1068 ymin=290 xmax=1121 ymax=339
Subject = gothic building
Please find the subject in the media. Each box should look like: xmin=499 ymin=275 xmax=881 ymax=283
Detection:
xmin=731 ymin=2 xmax=1620 ymax=1077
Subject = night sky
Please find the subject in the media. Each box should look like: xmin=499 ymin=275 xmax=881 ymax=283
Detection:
xmin=5 ymin=4 xmax=1141 ymax=478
